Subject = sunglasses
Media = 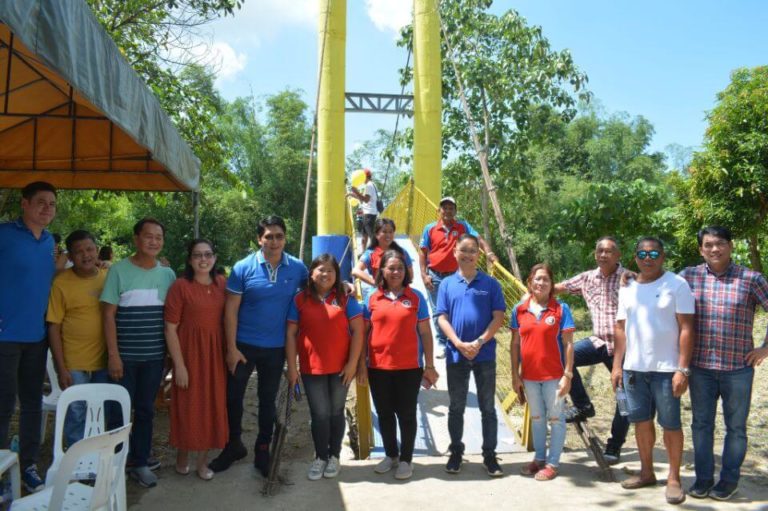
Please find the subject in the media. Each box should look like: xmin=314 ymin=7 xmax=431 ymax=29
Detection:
xmin=636 ymin=250 xmax=661 ymax=260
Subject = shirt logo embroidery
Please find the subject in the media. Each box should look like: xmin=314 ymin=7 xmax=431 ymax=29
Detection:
xmin=330 ymin=298 xmax=340 ymax=308
xmin=545 ymin=316 xmax=556 ymax=325
xmin=451 ymin=230 xmax=459 ymax=237
xmin=401 ymin=299 xmax=412 ymax=308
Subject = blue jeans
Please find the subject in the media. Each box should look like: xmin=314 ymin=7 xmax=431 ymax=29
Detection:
xmin=116 ymin=359 xmax=164 ymax=467
xmin=0 ymin=340 xmax=47 ymax=470
xmin=63 ymin=369 xmax=110 ymax=447
xmin=690 ymin=365 xmax=753 ymax=485
xmin=569 ymin=338 xmax=629 ymax=449
xmin=301 ymin=374 xmax=349 ymax=460
xmin=524 ymin=379 xmax=566 ymax=467
xmin=447 ymin=359 xmax=497 ymax=457
xmin=226 ymin=343 xmax=285 ymax=446
xmin=427 ymin=269 xmax=449 ymax=348
xmin=623 ymin=370 xmax=681 ymax=430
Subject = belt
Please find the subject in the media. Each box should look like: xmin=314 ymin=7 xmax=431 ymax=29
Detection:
xmin=429 ymin=269 xmax=455 ymax=278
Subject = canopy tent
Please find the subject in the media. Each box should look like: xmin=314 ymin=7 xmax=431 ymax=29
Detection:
xmin=0 ymin=0 xmax=199 ymax=191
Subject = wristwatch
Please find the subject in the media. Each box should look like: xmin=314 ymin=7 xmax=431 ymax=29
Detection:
xmin=676 ymin=367 xmax=691 ymax=377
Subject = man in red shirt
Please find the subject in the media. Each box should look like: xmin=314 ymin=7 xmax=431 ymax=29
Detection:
xmin=418 ymin=197 xmax=497 ymax=358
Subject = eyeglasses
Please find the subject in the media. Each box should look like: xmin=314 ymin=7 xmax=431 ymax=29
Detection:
xmin=635 ymin=250 xmax=661 ymax=260
xmin=191 ymin=252 xmax=215 ymax=260
xmin=263 ymin=234 xmax=285 ymax=241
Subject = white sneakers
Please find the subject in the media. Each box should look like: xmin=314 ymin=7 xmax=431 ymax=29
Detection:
xmin=308 ymin=456 xmax=341 ymax=480
xmin=373 ymin=456 xmax=413 ymax=480
xmin=323 ymin=456 xmax=340 ymax=478
xmin=374 ymin=456 xmax=399 ymax=474
xmin=307 ymin=458 xmax=326 ymax=481
xmin=394 ymin=461 xmax=413 ymax=480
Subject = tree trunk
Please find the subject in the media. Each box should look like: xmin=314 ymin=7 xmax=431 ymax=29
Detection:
xmin=747 ymin=233 xmax=763 ymax=273
xmin=439 ymin=12 xmax=522 ymax=279
xmin=480 ymin=180 xmax=490 ymax=241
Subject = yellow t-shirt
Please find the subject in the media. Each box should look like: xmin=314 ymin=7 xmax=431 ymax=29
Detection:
xmin=47 ymin=268 xmax=108 ymax=371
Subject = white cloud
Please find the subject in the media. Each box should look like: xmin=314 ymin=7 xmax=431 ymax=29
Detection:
xmin=366 ymin=0 xmax=411 ymax=36
xmin=208 ymin=42 xmax=248 ymax=83
xmin=209 ymin=0 xmax=319 ymax=47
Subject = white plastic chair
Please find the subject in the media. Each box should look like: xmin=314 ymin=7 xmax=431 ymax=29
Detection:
xmin=10 ymin=424 xmax=131 ymax=511
xmin=41 ymin=352 xmax=63 ymax=439
xmin=45 ymin=384 xmax=131 ymax=511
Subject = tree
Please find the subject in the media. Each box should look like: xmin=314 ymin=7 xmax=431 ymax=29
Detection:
xmin=683 ymin=66 xmax=768 ymax=271
xmin=399 ymin=0 xmax=589 ymax=277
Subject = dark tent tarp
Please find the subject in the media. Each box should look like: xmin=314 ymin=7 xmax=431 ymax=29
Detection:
xmin=0 ymin=0 xmax=200 ymax=191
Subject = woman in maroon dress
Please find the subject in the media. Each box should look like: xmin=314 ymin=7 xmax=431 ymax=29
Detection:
xmin=164 ymin=239 xmax=228 ymax=480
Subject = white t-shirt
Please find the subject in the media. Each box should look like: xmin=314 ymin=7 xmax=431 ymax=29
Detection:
xmin=616 ymin=271 xmax=695 ymax=372
xmin=361 ymin=181 xmax=378 ymax=215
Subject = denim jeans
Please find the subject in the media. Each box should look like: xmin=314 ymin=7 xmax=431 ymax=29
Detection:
xmin=447 ymin=359 xmax=497 ymax=457
xmin=690 ymin=365 xmax=753 ymax=485
xmin=0 ymin=340 xmax=47 ymax=470
xmin=116 ymin=359 xmax=164 ymax=467
xmin=569 ymin=338 xmax=629 ymax=449
xmin=226 ymin=343 xmax=285 ymax=447
xmin=63 ymin=369 xmax=110 ymax=448
xmin=301 ymin=373 xmax=349 ymax=460
xmin=427 ymin=269 xmax=449 ymax=348
xmin=623 ymin=370 xmax=681 ymax=430
xmin=523 ymin=379 xmax=566 ymax=467
xmin=368 ymin=367 xmax=422 ymax=463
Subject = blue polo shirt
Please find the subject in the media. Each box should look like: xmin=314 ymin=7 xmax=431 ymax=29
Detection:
xmin=435 ymin=270 xmax=506 ymax=364
xmin=0 ymin=219 xmax=55 ymax=342
xmin=227 ymin=250 xmax=308 ymax=348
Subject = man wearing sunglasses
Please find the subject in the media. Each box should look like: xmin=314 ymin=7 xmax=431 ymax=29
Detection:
xmin=611 ymin=237 xmax=695 ymax=505
xmin=210 ymin=215 xmax=308 ymax=476
xmin=678 ymin=226 xmax=768 ymax=501
xmin=555 ymin=236 xmax=630 ymax=465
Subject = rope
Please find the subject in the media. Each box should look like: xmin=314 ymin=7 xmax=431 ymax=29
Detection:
xmin=298 ymin=0 xmax=332 ymax=261
xmin=379 ymin=45 xmax=412 ymax=205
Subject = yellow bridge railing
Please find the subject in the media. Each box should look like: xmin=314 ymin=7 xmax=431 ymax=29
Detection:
xmin=352 ymin=179 xmax=533 ymax=457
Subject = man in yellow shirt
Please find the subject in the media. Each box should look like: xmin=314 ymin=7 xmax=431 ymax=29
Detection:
xmin=47 ymin=230 xmax=108 ymax=446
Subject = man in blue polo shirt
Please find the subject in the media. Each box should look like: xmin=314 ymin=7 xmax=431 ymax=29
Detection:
xmin=0 ymin=181 xmax=59 ymax=493
xmin=436 ymin=233 xmax=506 ymax=477
xmin=420 ymin=196 xmax=498 ymax=359
xmin=210 ymin=215 xmax=308 ymax=475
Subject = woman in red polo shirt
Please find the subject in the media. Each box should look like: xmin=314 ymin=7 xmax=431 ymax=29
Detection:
xmin=510 ymin=263 xmax=575 ymax=481
xmin=358 ymin=249 xmax=439 ymax=480
xmin=351 ymin=217 xmax=414 ymax=286
xmin=286 ymin=254 xmax=364 ymax=481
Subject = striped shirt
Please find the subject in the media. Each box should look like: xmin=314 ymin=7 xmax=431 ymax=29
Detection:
xmin=680 ymin=262 xmax=768 ymax=371
xmin=561 ymin=265 xmax=626 ymax=355
xmin=100 ymin=258 xmax=176 ymax=362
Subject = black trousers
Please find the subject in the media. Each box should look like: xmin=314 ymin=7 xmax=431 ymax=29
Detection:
xmin=368 ymin=367 xmax=423 ymax=463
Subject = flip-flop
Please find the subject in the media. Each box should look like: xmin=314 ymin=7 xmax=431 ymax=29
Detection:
xmin=621 ymin=475 xmax=658 ymax=489
xmin=665 ymin=483 xmax=686 ymax=505
xmin=175 ymin=464 xmax=190 ymax=476
xmin=197 ymin=468 xmax=214 ymax=481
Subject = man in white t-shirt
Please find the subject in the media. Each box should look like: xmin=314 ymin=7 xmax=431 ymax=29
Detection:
xmin=348 ymin=168 xmax=379 ymax=250
xmin=611 ymin=237 xmax=695 ymax=505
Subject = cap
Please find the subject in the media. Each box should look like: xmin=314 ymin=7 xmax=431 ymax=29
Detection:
xmin=440 ymin=196 xmax=457 ymax=206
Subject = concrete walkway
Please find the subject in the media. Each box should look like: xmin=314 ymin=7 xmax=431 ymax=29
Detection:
xmin=128 ymin=449 xmax=768 ymax=511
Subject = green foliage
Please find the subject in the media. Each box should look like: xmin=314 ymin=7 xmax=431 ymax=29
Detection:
xmin=678 ymin=66 xmax=768 ymax=270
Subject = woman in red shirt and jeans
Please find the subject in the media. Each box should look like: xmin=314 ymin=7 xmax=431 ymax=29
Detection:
xmin=286 ymin=254 xmax=364 ymax=481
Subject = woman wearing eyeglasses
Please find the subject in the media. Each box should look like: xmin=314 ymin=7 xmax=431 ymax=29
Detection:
xmin=164 ymin=239 xmax=228 ymax=480
xmin=510 ymin=263 xmax=575 ymax=481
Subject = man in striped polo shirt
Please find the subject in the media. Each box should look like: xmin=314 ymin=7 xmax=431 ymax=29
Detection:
xmin=101 ymin=218 xmax=176 ymax=488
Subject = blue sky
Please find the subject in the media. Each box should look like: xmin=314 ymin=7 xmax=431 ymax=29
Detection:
xmin=202 ymin=0 xmax=767 ymax=164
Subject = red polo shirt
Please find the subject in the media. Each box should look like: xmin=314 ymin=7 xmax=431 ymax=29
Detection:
xmin=364 ymin=286 xmax=430 ymax=370
xmin=509 ymin=297 xmax=576 ymax=381
xmin=419 ymin=219 xmax=478 ymax=273
xmin=287 ymin=289 xmax=362 ymax=374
